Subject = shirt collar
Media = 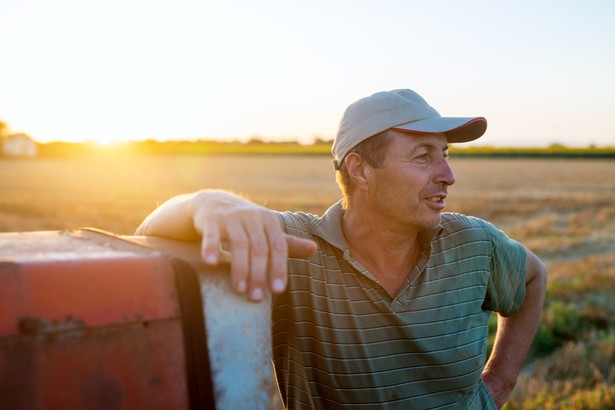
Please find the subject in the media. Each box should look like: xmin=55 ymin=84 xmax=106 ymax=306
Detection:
xmin=311 ymin=200 xmax=348 ymax=251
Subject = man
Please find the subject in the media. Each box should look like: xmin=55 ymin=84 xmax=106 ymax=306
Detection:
xmin=137 ymin=89 xmax=547 ymax=409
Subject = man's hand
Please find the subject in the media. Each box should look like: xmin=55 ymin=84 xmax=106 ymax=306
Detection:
xmin=482 ymin=369 xmax=511 ymax=409
xmin=189 ymin=191 xmax=317 ymax=302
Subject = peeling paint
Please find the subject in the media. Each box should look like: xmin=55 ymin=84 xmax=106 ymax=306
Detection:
xmin=18 ymin=315 xmax=87 ymax=335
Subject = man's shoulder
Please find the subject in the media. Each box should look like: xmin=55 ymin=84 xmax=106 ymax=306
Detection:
xmin=276 ymin=210 xmax=320 ymax=224
xmin=275 ymin=210 xmax=320 ymax=235
xmin=439 ymin=213 xmax=520 ymax=250
xmin=438 ymin=213 xmax=496 ymax=242
xmin=441 ymin=212 xmax=489 ymax=229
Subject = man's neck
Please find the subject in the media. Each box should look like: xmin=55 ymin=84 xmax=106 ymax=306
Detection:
xmin=342 ymin=208 xmax=421 ymax=296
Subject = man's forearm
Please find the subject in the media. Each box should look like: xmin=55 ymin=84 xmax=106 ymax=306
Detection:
xmin=135 ymin=192 xmax=200 ymax=240
xmin=483 ymin=250 xmax=547 ymax=407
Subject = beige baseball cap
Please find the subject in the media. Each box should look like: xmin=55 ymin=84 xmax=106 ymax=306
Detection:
xmin=332 ymin=89 xmax=487 ymax=169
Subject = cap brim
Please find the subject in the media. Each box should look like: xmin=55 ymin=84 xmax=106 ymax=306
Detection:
xmin=392 ymin=117 xmax=487 ymax=143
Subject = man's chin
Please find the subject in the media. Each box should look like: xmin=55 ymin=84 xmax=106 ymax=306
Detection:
xmin=415 ymin=213 xmax=442 ymax=232
xmin=428 ymin=214 xmax=443 ymax=229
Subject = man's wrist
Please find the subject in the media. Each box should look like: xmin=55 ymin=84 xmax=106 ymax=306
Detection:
xmin=482 ymin=368 xmax=516 ymax=409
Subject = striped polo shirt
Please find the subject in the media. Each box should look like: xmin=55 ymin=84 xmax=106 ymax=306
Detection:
xmin=273 ymin=201 xmax=527 ymax=409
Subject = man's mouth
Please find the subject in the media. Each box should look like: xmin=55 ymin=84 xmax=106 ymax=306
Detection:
xmin=423 ymin=193 xmax=447 ymax=210
xmin=425 ymin=192 xmax=447 ymax=201
xmin=427 ymin=196 xmax=444 ymax=202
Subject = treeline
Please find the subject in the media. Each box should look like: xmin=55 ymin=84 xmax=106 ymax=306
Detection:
xmin=32 ymin=139 xmax=615 ymax=158
xmin=450 ymin=144 xmax=615 ymax=159
xmin=35 ymin=139 xmax=332 ymax=158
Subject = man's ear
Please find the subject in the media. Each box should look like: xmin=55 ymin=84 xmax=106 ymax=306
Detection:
xmin=345 ymin=153 xmax=370 ymax=187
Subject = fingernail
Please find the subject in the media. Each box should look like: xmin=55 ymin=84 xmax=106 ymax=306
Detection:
xmin=273 ymin=279 xmax=285 ymax=292
xmin=204 ymin=253 xmax=217 ymax=265
xmin=251 ymin=288 xmax=263 ymax=301
xmin=237 ymin=280 xmax=247 ymax=293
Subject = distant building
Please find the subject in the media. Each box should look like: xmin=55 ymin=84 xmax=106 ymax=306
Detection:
xmin=2 ymin=133 xmax=37 ymax=158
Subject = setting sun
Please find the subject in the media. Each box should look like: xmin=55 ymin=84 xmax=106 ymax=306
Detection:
xmin=90 ymin=137 xmax=116 ymax=146
xmin=1 ymin=1 xmax=614 ymax=147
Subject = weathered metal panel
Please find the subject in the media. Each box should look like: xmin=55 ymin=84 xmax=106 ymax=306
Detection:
xmin=0 ymin=320 xmax=188 ymax=410
xmin=0 ymin=255 xmax=180 ymax=337
xmin=0 ymin=230 xmax=190 ymax=409
xmin=0 ymin=229 xmax=273 ymax=409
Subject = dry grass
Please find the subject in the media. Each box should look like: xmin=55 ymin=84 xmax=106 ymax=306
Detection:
xmin=0 ymin=155 xmax=340 ymax=234
xmin=506 ymin=329 xmax=615 ymax=410
xmin=5 ymin=156 xmax=614 ymax=236
xmin=2 ymin=154 xmax=615 ymax=408
xmin=447 ymin=158 xmax=615 ymax=261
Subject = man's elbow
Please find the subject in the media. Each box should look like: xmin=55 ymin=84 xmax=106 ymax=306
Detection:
xmin=525 ymin=249 xmax=547 ymax=299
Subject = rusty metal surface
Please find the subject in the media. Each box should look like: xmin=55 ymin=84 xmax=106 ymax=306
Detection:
xmin=1 ymin=319 xmax=188 ymax=410
xmin=128 ymin=236 xmax=274 ymax=410
xmin=0 ymin=245 xmax=181 ymax=337
xmin=0 ymin=230 xmax=189 ymax=409
xmin=0 ymin=230 xmax=274 ymax=409
xmin=0 ymin=229 xmax=152 ymax=262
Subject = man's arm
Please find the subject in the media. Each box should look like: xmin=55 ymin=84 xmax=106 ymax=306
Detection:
xmin=482 ymin=249 xmax=547 ymax=408
xmin=136 ymin=190 xmax=317 ymax=301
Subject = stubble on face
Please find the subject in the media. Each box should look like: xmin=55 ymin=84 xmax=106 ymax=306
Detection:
xmin=365 ymin=132 xmax=454 ymax=234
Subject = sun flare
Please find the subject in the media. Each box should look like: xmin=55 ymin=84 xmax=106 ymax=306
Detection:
xmin=88 ymin=136 xmax=127 ymax=147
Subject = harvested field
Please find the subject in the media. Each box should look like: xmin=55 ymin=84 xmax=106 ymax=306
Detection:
xmin=2 ymin=155 xmax=614 ymax=409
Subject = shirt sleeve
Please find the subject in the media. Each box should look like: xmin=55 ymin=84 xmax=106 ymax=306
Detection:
xmin=275 ymin=211 xmax=315 ymax=239
xmin=479 ymin=219 xmax=527 ymax=316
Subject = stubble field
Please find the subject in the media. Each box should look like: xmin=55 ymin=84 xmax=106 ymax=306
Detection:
xmin=2 ymin=154 xmax=614 ymax=409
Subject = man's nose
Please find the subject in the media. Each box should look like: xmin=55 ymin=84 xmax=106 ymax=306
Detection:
xmin=436 ymin=159 xmax=456 ymax=186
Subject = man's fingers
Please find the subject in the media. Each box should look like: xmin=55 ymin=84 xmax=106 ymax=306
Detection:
xmin=224 ymin=218 xmax=251 ymax=296
xmin=244 ymin=217 xmax=270 ymax=302
xmin=267 ymin=234 xmax=318 ymax=294
xmin=266 ymin=227 xmax=290 ymax=294
xmin=200 ymin=224 xmax=222 ymax=265
xmin=197 ymin=204 xmax=317 ymax=302
xmin=286 ymin=235 xmax=318 ymax=258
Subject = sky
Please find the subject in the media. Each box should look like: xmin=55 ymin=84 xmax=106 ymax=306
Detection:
xmin=1 ymin=0 xmax=614 ymax=146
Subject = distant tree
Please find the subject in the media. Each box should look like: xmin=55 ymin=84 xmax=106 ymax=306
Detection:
xmin=247 ymin=137 xmax=265 ymax=144
xmin=0 ymin=120 xmax=10 ymax=139
xmin=312 ymin=136 xmax=333 ymax=145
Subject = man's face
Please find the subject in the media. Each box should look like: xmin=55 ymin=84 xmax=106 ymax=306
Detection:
xmin=366 ymin=131 xmax=455 ymax=232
